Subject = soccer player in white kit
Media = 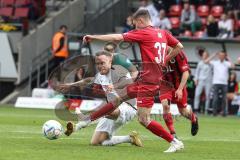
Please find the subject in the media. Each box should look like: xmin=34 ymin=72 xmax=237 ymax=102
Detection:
xmin=67 ymin=50 xmax=142 ymax=147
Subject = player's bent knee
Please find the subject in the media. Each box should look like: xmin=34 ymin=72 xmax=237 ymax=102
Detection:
xmin=161 ymin=100 xmax=170 ymax=113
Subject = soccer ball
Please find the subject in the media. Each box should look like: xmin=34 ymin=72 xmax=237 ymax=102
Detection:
xmin=42 ymin=120 xmax=63 ymax=140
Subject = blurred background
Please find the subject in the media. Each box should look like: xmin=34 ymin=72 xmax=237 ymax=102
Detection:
xmin=0 ymin=0 xmax=240 ymax=117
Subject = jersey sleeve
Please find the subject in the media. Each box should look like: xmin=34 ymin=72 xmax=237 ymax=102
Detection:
xmin=164 ymin=30 xmax=179 ymax=47
xmin=176 ymin=51 xmax=189 ymax=73
xmin=122 ymin=30 xmax=143 ymax=42
xmin=113 ymin=53 xmax=134 ymax=71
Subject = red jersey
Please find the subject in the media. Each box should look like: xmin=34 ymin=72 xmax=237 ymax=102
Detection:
xmin=123 ymin=26 xmax=179 ymax=84
xmin=163 ymin=51 xmax=189 ymax=88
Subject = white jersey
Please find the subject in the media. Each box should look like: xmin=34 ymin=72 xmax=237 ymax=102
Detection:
xmin=94 ymin=65 xmax=137 ymax=136
xmin=94 ymin=65 xmax=136 ymax=107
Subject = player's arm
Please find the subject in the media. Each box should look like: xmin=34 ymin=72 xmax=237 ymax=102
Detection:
xmin=128 ymin=65 xmax=139 ymax=81
xmin=83 ymin=34 xmax=123 ymax=43
xmin=175 ymin=71 xmax=189 ymax=100
xmin=165 ymin=43 xmax=184 ymax=64
xmin=54 ymin=77 xmax=94 ymax=93
xmin=69 ymin=77 xmax=94 ymax=86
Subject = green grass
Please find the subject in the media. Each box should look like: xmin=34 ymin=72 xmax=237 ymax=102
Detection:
xmin=0 ymin=106 xmax=240 ymax=160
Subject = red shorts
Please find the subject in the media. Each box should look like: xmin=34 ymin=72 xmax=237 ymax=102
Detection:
xmin=137 ymin=97 xmax=154 ymax=108
xmin=127 ymin=81 xmax=159 ymax=108
xmin=127 ymin=79 xmax=174 ymax=108
xmin=136 ymin=87 xmax=188 ymax=109
xmin=159 ymin=87 xmax=188 ymax=108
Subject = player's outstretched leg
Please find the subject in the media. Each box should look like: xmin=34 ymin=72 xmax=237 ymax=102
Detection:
xmin=179 ymin=108 xmax=199 ymax=136
xmin=64 ymin=101 xmax=121 ymax=136
xmin=137 ymin=107 xmax=184 ymax=152
xmin=101 ymin=131 xmax=143 ymax=147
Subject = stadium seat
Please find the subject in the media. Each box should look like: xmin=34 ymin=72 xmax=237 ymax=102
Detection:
xmin=194 ymin=31 xmax=205 ymax=38
xmin=168 ymin=5 xmax=182 ymax=17
xmin=197 ymin=5 xmax=209 ymax=17
xmin=169 ymin=17 xmax=180 ymax=29
xmin=15 ymin=0 xmax=31 ymax=7
xmin=0 ymin=7 xmax=13 ymax=17
xmin=1 ymin=0 xmax=15 ymax=6
xmin=14 ymin=7 xmax=29 ymax=18
xmin=183 ymin=30 xmax=192 ymax=37
xmin=211 ymin=6 xmax=223 ymax=18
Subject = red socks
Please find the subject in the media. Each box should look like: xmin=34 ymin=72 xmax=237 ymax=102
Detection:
xmin=190 ymin=112 xmax=197 ymax=123
xmin=163 ymin=113 xmax=175 ymax=135
xmin=147 ymin=120 xmax=174 ymax=143
xmin=188 ymin=112 xmax=197 ymax=123
xmin=90 ymin=103 xmax=116 ymax=121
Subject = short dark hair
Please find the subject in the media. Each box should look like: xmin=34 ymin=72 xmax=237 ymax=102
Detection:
xmin=59 ymin=25 xmax=67 ymax=30
xmin=95 ymin=50 xmax=112 ymax=58
xmin=132 ymin=9 xmax=151 ymax=20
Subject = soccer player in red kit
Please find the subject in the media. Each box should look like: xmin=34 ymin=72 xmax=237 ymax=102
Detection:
xmin=65 ymin=9 xmax=184 ymax=152
xmin=161 ymin=50 xmax=199 ymax=137
xmin=138 ymin=49 xmax=199 ymax=137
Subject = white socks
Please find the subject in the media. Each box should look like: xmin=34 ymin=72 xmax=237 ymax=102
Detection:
xmin=75 ymin=120 xmax=91 ymax=131
xmin=102 ymin=136 xmax=131 ymax=146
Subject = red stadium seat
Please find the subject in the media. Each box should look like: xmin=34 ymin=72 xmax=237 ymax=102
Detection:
xmin=1 ymin=0 xmax=15 ymax=6
xmin=197 ymin=5 xmax=209 ymax=17
xmin=15 ymin=0 xmax=31 ymax=7
xmin=183 ymin=30 xmax=192 ymax=37
xmin=169 ymin=5 xmax=182 ymax=17
xmin=0 ymin=7 xmax=13 ymax=17
xmin=211 ymin=6 xmax=223 ymax=18
xmin=194 ymin=31 xmax=205 ymax=38
xmin=170 ymin=17 xmax=180 ymax=29
xmin=14 ymin=7 xmax=29 ymax=18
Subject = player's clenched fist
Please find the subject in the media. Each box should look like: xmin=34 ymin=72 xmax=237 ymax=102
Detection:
xmin=83 ymin=35 xmax=94 ymax=43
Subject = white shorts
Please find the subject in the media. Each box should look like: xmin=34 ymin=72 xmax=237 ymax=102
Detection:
xmin=95 ymin=102 xmax=137 ymax=137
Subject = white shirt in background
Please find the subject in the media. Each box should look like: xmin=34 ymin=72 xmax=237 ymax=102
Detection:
xmin=218 ymin=19 xmax=233 ymax=32
xmin=154 ymin=17 xmax=172 ymax=30
xmin=210 ymin=60 xmax=231 ymax=85
xmin=194 ymin=60 xmax=212 ymax=82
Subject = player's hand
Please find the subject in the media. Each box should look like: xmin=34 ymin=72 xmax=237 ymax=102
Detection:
xmin=106 ymin=84 xmax=114 ymax=93
xmin=175 ymin=89 xmax=183 ymax=101
xmin=83 ymin=35 xmax=93 ymax=44
xmin=55 ymin=84 xmax=71 ymax=93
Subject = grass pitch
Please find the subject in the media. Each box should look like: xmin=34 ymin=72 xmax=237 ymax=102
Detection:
xmin=0 ymin=105 xmax=240 ymax=160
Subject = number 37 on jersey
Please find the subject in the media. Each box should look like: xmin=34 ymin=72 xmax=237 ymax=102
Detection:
xmin=154 ymin=42 xmax=167 ymax=64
